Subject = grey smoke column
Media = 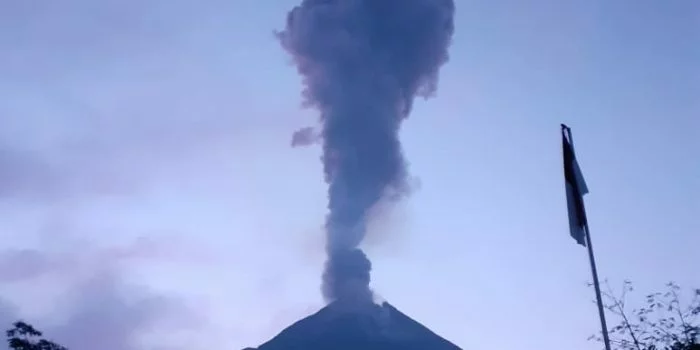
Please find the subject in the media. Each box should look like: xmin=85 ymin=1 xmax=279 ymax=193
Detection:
xmin=278 ymin=0 xmax=455 ymax=302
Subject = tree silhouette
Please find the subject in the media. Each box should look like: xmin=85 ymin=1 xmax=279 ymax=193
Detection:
xmin=5 ymin=321 xmax=67 ymax=350
xmin=592 ymin=281 xmax=700 ymax=350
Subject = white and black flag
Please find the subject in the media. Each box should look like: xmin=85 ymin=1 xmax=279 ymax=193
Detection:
xmin=562 ymin=125 xmax=589 ymax=246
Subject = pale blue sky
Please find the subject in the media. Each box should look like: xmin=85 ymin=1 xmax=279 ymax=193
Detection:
xmin=0 ymin=1 xmax=698 ymax=350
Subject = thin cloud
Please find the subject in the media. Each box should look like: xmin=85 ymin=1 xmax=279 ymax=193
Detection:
xmin=48 ymin=269 xmax=200 ymax=350
xmin=0 ymin=249 xmax=74 ymax=283
xmin=0 ymin=243 xmax=205 ymax=350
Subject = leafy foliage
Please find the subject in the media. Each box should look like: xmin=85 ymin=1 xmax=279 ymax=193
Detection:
xmin=591 ymin=281 xmax=700 ymax=350
xmin=5 ymin=321 xmax=67 ymax=350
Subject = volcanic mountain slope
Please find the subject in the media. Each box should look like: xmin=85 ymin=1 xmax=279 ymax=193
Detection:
xmin=247 ymin=300 xmax=461 ymax=350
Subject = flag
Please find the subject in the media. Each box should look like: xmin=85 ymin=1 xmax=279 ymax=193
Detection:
xmin=562 ymin=125 xmax=589 ymax=246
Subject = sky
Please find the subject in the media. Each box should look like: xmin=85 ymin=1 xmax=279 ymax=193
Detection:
xmin=0 ymin=1 xmax=698 ymax=349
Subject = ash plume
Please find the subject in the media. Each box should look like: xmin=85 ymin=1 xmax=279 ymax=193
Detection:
xmin=290 ymin=126 xmax=319 ymax=147
xmin=277 ymin=0 xmax=455 ymax=302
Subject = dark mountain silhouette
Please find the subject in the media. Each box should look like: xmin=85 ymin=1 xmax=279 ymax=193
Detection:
xmin=246 ymin=299 xmax=461 ymax=350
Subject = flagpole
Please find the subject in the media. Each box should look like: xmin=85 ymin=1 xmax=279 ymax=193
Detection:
xmin=584 ymin=224 xmax=612 ymax=350
xmin=564 ymin=125 xmax=612 ymax=350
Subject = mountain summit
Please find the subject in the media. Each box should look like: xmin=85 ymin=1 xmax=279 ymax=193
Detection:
xmin=247 ymin=299 xmax=461 ymax=350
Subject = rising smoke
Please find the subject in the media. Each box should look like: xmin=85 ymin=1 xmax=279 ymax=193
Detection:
xmin=278 ymin=0 xmax=455 ymax=302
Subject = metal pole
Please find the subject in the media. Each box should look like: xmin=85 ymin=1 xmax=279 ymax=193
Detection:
xmin=584 ymin=223 xmax=612 ymax=350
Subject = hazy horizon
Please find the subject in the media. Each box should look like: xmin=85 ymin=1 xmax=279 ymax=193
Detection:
xmin=1 ymin=1 xmax=698 ymax=350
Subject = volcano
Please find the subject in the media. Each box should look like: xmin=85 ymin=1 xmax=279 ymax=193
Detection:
xmin=245 ymin=300 xmax=461 ymax=350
